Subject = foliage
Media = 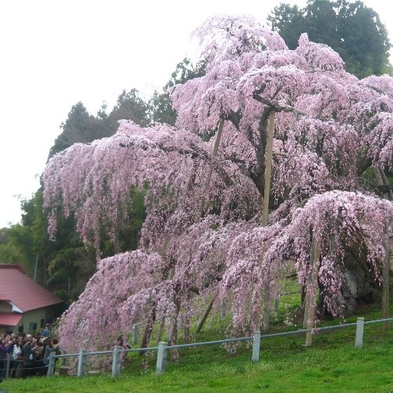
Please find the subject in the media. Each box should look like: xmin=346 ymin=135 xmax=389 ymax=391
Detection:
xmin=0 ymin=225 xmax=33 ymax=272
xmin=0 ymin=189 xmax=97 ymax=301
xmin=42 ymin=14 xmax=393 ymax=361
xmin=0 ymin=191 xmax=51 ymax=277
xmin=267 ymin=0 xmax=392 ymax=78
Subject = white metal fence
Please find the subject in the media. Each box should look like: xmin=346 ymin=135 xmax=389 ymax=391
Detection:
xmin=2 ymin=316 xmax=392 ymax=379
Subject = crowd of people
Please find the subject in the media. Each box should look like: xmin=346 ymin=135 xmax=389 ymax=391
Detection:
xmin=0 ymin=324 xmax=60 ymax=378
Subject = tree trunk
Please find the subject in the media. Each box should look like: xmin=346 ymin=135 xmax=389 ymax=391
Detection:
xmin=157 ymin=316 xmax=165 ymax=343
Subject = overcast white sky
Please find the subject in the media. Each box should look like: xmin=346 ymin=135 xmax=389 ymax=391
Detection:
xmin=0 ymin=0 xmax=391 ymax=228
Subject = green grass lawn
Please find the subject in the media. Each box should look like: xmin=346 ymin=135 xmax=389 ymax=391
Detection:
xmin=2 ymin=343 xmax=393 ymax=392
xmin=3 ymin=313 xmax=393 ymax=393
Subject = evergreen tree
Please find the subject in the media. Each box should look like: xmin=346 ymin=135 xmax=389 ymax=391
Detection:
xmin=268 ymin=0 xmax=392 ymax=78
xmin=49 ymin=90 xmax=151 ymax=160
xmin=105 ymin=88 xmax=151 ymax=130
xmin=49 ymin=102 xmax=101 ymax=158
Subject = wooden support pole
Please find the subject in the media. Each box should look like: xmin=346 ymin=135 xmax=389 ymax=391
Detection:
xmin=196 ymin=295 xmax=215 ymax=334
xmin=262 ymin=110 xmax=275 ymax=227
xmin=305 ymin=234 xmax=320 ymax=347
xmin=201 ymin=119 xmax=224 ymax=213
xmin=382 ymin=221 xmax=390 ymax=330
xmin=260 ymin=110 xmax=275 ymax=332
xmin=373 ymin=167 xmax=391 ymax=330
xmin=132 ymin=324 xmax=138 ymax=345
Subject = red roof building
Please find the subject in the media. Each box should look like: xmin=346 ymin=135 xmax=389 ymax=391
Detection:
xmin=0 ymin=264 xmax=63 ymax=334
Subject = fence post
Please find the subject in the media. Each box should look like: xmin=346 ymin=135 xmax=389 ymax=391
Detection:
xmin=252 ymin=331 xmax=261 ymax=362
xmin=111 ymin=345 xmax=122 ymax=377
xmin=47 ymin=353 xmax=56 ymax=376
xmin=61 ymin=352 xmax=67 ymax=367
xmin=5 ymin=352 xmax=11 ymax=378
xmin=132 ymin=324 xmax=138 ymax=346
xmin=77 ymin=348 xmax=87 ymax=377
xmin=156 ymin=341 xmax=168 ymax=374
xmin=355 ymin=317 xmax=365 ymax=348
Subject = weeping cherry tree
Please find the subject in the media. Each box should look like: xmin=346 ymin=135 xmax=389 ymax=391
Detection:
xmin=43 ymin=15 xmax=393 ymax=361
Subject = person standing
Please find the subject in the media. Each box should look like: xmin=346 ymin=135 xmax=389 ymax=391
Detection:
xmin=0 ymin=339 xmax=7 ymax=379
xmin=21 ymin=337 xmax=34 ymax=377
xmin=11 ymin=337 xmax=22 ymax=378
xmin=43 ymin=338 xmax=60 ymax=374
xmin=41 ymin=324 xmax=51 ymax=338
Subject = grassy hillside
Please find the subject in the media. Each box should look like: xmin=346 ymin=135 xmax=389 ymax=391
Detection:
xmin=2 ymin=304 xmax=393 ymax=392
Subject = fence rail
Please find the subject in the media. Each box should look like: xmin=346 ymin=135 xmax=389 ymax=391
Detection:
xmin=2 ymin=316 xmax=392 ymax=378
